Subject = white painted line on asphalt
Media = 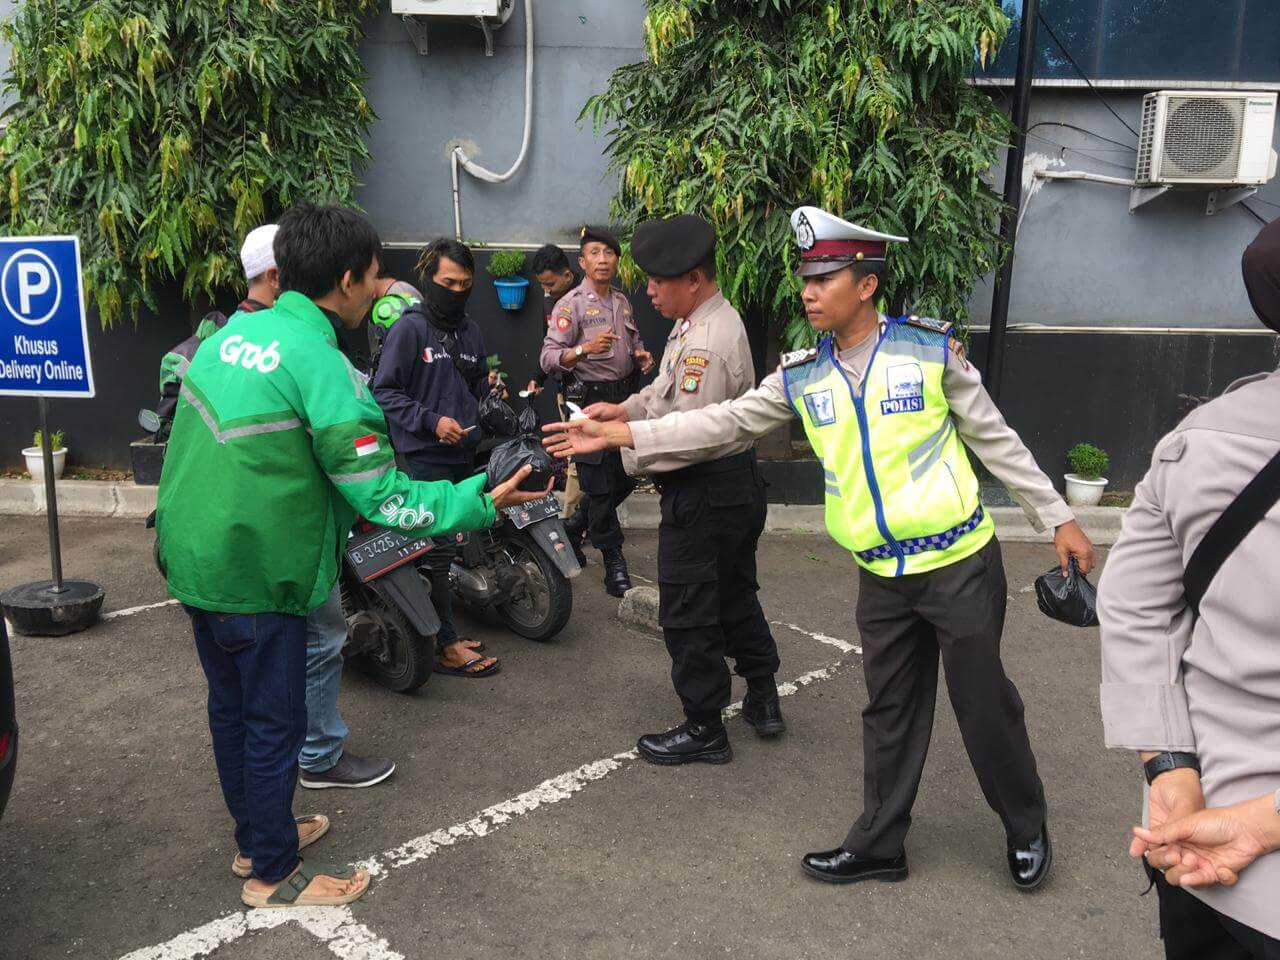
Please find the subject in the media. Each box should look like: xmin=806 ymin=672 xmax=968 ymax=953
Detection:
xmin=362 ymin=749 xmax=640 ymax=877
xmin=294 ymin=907 xmax=405 ymax=960
xmin=116 ymin=654 xmax=859 ymax=960
xmin=773 ymin=621 xmax=862 ymax=656
xmin=118 ymin=906 xmax=402 ymax=960
xmin=102 ymin=598 xmax=180 ymax=620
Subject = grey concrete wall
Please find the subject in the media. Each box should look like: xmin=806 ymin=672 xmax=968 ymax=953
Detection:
xmin=968 ymin=92 xmax=1280 ymax=330
xmin=357 ymin=0 xmax=646 ymax=245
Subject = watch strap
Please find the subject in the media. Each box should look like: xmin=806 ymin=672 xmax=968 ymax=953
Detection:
xmin=1144 ymin=751 xmax=1201 ymax=785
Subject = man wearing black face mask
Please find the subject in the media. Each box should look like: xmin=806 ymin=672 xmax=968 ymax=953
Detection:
xmin=372 ymin=238 xmax=501 ymax=678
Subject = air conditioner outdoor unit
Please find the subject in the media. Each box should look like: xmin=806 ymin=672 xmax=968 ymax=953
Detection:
xmin=392 ymin=0 xmax=516 ymax=56
xmin=392 ymin=0 xmax=508 ymax=16
xmin=1131 ymin=90 xmax=1277 ymax=213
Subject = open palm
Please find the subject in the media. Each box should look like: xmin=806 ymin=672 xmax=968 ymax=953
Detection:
xmin=542 ymin=420 xmax=609 ymax=459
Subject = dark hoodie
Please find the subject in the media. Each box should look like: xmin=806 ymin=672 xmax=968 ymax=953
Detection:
xmin=371 ymin=304 xmax=490 ymax=472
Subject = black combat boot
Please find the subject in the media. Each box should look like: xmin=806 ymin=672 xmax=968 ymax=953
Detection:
xmin=742 ymin=688 xmax=787 ymax=737
xmin=637 ymin=721 xmax=732 ymax=765
xmin=601 ymin=547 xmax=632 ymax=597
xmin=563 ymin=506 xmax=588 ymax=566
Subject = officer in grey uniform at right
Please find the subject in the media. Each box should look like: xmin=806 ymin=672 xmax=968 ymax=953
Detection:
xmin=583 ymin=214 xmax=782 ymax=765
xmin=1099 ymin=219 xmax=1280 ymax=959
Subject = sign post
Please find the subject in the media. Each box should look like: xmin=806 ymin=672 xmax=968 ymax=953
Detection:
xmin=0 ymin=236 xmax=105 ymax=635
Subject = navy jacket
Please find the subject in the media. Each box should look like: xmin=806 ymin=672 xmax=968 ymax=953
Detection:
xmin=371 ymin=306 xmax=489 ymax=470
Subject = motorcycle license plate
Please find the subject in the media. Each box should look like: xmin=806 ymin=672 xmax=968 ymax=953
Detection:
xmin=502 ymin=495 xmax=560 ymax=530
xmin=346 ymin=528 xmax=433 ymax=583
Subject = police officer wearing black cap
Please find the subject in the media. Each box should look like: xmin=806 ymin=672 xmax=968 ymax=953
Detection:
xmin=580 ymin=214 xmax=783 ymax=765
xmin=539 ymin=226 xmax=653 ymax=596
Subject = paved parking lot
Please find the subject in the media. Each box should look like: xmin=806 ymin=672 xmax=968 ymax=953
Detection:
xmin=1 ymin=517 xmax=1159 ymax=960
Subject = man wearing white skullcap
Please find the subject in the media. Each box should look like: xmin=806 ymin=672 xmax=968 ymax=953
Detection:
xmin=238 ymin=223 xmax=280 ymax=314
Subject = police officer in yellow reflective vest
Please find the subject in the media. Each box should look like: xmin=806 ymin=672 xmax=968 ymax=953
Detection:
xmin=544 ymin=206 xmax=1098 ymax=892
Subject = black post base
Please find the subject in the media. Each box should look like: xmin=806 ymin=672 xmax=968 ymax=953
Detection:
xmin=1 ymin=580 xmax=106 ymax=636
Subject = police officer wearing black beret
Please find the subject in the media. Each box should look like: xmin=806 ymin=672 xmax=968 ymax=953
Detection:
xmin=580 ymin=214 xmax=783 ymax=764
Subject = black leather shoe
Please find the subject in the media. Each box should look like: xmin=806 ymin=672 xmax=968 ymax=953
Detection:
xmin=801 ymin=848 xmax=908 ymax=885
xmin=637 ymin=722 xmax=732 ymax=765
xmin=1007 ymin=823 xmax=1052 ymax=890
xmin=742 ymin=692 xmax=786 ymax=737
xmin=602 ymin=548 xmax=632 ymax=597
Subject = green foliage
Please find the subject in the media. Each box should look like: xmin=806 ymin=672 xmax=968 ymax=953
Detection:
xmin=583 ymin=0 xmax=1012 ymax=348
xmin=1067 ymin=443 xmax=1109 ymax=481
xmin=0 ymin=0 xmax=378 ymax=327
xmin=32 ymin=429 xmax=65 ymax=451
xmin=487 ymin=250 xmax=527 ymax=279
xmin=487 ymin=353 xmax=503 ymax=372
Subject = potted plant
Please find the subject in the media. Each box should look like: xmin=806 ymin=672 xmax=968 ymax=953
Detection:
xmin=23 ymin=430 xmax=67 ymax=481
xmin=487 ymin=250 xmax=530 ymax=311
xmin=1065 ymin=443 xmax=1109 ymax=507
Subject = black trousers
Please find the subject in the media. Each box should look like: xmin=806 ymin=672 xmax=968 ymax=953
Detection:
xmin=576 ymin=450 xmax=635 ymax=551
xmin=1155 ymin=873 xmax=1280 ymax=960
xmin=407 ymin=460 xmax=473 ymax=649
xmin=656 ymin=453 xmax=780 ymax=725
xmin=844 ymin=537 xmax=1046 ymax=857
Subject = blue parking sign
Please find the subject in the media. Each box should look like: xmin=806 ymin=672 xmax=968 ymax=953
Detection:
xmin=0 ymin=236 xmax=95 ymax=398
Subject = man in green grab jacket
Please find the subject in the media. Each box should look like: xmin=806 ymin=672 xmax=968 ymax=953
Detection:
xmin=157 ymin=203 xmax=544 ymax=910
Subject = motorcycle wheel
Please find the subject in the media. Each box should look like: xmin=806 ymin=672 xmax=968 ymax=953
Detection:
xmin=362 ymin=599 xmax=433 ymax=694
xmin=496 ymin=529 xmax=573 ymax=642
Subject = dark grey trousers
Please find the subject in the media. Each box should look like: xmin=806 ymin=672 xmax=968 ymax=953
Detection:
xmin=844 ymin=537 xmax=1046 ymax=857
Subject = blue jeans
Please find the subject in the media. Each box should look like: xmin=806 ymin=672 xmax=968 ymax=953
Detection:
xmin=186 ymin=607 xmax=307 ymax=883
xmin=299 ymin=587 xmax=349 ymax=773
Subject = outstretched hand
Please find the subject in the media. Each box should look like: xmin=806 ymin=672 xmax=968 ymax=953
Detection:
xmin=541 ymin=419 xmax=632 ymax=459
xmin=489 ymin=466 xmax=553 ymax=511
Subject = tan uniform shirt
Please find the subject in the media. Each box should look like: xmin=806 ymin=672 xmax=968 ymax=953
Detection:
xmin=618 ymin=291 xmax=755 ymax=475
xmin=629 ymin=318 xmax=1073 ymax=532
xmin=538 ymin=276 xmax=643 ymax=383
xmin=1098 ymin=369 xmax=1280 ymax=939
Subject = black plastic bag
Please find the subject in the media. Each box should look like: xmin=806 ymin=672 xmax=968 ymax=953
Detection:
xmin=515 ymin=405 xmax=539 ymax=436
xmin=486 ymin=436 xmax=555 ymax=493
xmin=479 ymin=393 xmax=518 ymax=438
xmin=1034 ymin=559 xmax=1099 ymax=627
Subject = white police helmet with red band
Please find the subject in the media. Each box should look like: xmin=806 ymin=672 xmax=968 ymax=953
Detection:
xmin=790 ymin=206 xmax=907 ymax=277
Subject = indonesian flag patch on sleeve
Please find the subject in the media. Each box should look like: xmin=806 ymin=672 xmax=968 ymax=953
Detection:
xmin=353 ymin=434 xmax=381 ymax=457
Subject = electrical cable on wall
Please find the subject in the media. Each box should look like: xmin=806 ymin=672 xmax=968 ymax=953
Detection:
xmin=450 ymin=0 xmax=535 ymax=239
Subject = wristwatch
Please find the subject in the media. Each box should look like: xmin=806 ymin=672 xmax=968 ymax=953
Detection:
xmin=574 ymin=346 xmax=584 ymax=359
xmin=1144 ymin=752 xmax=1201 ymax=784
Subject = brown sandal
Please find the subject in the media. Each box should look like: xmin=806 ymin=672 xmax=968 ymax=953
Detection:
xmin=240 ymin=860 xmax=369 ymax=909
xmin=232 ymin=814 xmax=329 ymax=878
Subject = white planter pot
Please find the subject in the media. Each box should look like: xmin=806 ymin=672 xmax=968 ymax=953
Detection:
xmin=1065 ymin=473 xmax=1107 ymax=507
xmin=23 ymin=446 xmax=67 ymax=481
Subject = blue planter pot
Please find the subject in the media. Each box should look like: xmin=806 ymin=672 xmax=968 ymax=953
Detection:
xmin=494 ymin=276 xmax=530 ymax=311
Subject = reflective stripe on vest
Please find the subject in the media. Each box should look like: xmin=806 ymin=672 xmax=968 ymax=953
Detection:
xmin=783 ymin=319 xmax=994 ymax=577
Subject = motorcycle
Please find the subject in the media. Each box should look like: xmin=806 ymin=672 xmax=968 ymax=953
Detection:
xmin=339 ymin=520 xmax=441 ymax=694
xmin=450 ymin=489 xmax=581 ymax=642
xmin=446 ymin=390 xmax=581 ymax=642
xmin=139 ymin=408 xmax=443 ymax=695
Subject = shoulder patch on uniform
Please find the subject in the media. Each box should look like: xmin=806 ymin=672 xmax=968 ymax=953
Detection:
xmin=904 ymin=315 xmax=953 ymax=336
xmin=1158 ymin=433 xmax=1187 ymax=463
xmin=781 ymin=347 xmax=819 ymax=369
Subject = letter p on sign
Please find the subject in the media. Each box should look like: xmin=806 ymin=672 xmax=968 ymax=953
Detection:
xmin=19 ymin=261 xmax=50 ymax=314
